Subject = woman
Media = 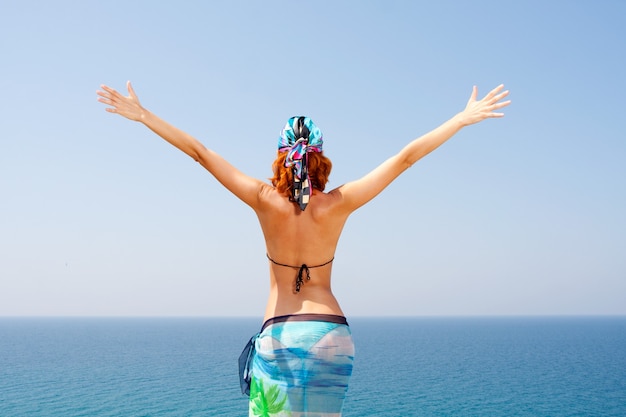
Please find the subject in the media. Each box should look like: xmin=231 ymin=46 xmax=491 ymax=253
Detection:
xmin=97 ymin=82 xmax=510 ymax=416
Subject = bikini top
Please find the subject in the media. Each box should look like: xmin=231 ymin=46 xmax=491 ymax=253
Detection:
xmin=266 ymin=253 xmax=334 ymax=293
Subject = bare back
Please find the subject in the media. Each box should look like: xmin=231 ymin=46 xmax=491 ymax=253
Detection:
xmin=255 ymin=185 xmax=351 ymax=321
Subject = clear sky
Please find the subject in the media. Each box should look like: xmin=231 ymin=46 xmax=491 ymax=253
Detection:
xmin=1 ymin=1 xmax=624 ymax=317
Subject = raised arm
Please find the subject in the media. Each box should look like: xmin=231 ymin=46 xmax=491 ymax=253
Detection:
xmin=334 ymin=84 xmax=511 ymax=212
xmin=97 ymin=81 xmax=265 ymax=208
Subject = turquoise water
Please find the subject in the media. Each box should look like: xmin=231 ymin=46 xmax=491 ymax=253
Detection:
xmin=1 ymin=317 xmax=624 ymax=416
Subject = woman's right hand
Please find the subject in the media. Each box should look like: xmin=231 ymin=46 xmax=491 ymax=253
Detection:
xmin=97 ymin=81 xmax=145 ymax=122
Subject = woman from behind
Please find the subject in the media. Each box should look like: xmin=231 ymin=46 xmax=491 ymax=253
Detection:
xmin=97 ymin=82 xmax=510 ymax=416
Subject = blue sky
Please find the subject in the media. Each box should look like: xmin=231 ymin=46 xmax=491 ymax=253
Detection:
xmin=1 ymin=1 xmax=624 ymax=317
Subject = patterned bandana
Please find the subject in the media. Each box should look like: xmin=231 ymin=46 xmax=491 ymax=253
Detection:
xmin=278 ymin=116 xmax=323 ymax=211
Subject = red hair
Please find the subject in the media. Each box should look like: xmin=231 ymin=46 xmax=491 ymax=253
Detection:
xmin=271 ymin=151 xmax=332 ymax=198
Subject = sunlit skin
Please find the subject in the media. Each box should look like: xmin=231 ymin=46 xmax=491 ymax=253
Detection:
xmin=97 ymin=82 xmax=510 ymax=321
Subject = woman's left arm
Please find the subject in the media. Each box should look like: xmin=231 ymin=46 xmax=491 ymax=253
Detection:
xmin=97 ymin=82 xmax=266 ymax=208
xmin=332 ymin=84 xmax=511 ymax=212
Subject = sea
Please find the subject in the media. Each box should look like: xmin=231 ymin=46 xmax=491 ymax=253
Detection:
xmin=0 ymin=317 xmax=624 ymax=416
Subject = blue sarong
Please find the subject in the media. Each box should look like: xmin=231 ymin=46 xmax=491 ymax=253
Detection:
xmin=241 ymin=314 xmax=354 ymax=417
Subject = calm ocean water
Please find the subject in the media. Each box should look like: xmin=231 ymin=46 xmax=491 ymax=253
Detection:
xmin=0 ymin=317 xmax=624 ymax=416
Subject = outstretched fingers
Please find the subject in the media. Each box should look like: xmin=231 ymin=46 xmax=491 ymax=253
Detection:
xmin=99 ymin=85 xmax=118 ymax=99
xmin=460 ymin=84 xmax=511 ymax=125
xmin=488 ymin=100 xmax=511 ymax=118
xmin=485 ymin=86 xmax=511 ymax=116
xmin=483 ymin=84 xmax=505 ymax=101
xmin=492 ymin=92 xmax=511 ymax=113
xmin=96 ymin=81 xmax=144 ymax=121
xmin=96 ymin=88 xmax=117 ymax=113
xmin=492 ymin=98 xmax=511 ymax=109
xmin=97 ymin=85 xmax=119 ymax=104
xmin=492 ymin=89 xmax=510 ymax=102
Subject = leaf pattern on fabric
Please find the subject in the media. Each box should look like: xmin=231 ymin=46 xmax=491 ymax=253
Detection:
xmin=250 ymin=376 xmax=290 ymax=417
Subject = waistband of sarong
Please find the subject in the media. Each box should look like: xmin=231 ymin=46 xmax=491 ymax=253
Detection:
xmin=261 ymin=313 xmax=348 ymax=332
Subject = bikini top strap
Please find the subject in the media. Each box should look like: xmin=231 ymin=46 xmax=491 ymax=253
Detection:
xmin=266 ymin=253 xmax=334 ymax=293
xmin=266 ymin=253 xmax=334 ymax=269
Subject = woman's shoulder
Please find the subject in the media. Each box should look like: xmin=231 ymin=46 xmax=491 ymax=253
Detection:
xmin=256 ymin=185 xmax=348 ymax=218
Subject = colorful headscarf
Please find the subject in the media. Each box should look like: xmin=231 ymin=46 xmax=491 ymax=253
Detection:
xmin=278 ymin=116 xmax=323 ymax=211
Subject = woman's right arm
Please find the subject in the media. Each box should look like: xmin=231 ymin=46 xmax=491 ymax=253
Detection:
xmin=332 ymin=84 xmax=511 ymax=212
xmin=97 ymin=82 xmax=266 ymax=208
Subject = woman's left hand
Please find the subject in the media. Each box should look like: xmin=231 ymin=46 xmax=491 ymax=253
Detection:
xmin=458 ymin=84 xmax=511 ymax=126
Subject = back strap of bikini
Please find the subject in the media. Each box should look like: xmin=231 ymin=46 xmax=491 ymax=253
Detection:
xmin=266 ymin=253 xmax=334 ymax=269
xmin=266 ymin=254 xmax=335 ymax=293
